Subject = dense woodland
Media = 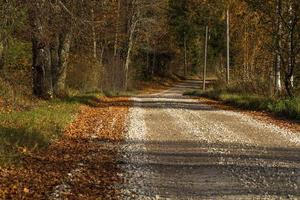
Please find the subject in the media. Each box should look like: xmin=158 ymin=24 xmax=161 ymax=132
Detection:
xmin=0 ymin=0 xmax=300 ymax=103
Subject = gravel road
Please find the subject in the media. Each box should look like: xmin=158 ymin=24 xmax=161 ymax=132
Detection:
xmin=119 ymin=80 xmax=300 ymax=199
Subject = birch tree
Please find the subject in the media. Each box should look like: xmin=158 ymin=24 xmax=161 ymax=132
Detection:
xmin=123 ymin=0 xmax=162 ymax=90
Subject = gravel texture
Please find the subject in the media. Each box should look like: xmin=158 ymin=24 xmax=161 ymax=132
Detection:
xmin=121 ymin=80 xmax=300 ymax=199
xmin=126 ymin=81 xmax=300 ymax=148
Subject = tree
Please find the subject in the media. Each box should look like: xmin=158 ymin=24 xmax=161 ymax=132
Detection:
xmin=275 ymin=0 xmax=283 ymax=94
xmin=226 ymin=7 xmax=230 ymax=84
xmin=28 ymin=1 xmax=53 ymax=98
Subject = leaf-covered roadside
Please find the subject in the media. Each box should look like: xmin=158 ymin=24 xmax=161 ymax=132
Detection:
xmin=0 ymin=96 xmax=131 ymax=199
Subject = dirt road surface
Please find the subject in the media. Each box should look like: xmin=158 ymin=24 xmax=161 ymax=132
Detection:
xmin=19 ymin=80 xmax=300 ymax=199
xmin=120 ymin=80 xmax=300 ymax=199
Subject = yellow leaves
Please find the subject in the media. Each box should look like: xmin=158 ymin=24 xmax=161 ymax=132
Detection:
xmin=64 ymin=96 xmax=130 ymax=141
xmin=23 ymin=187 xmax=30 ymax=193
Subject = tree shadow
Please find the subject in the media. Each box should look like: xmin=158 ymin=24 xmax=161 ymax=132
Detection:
xmin=92 ymin=99 xmax=219 ymax=111
xmin=0 ymin=126 xmax=50 ymax=166
xmin=117 ymin=139 xmax=300 ymax=197
xmin=0 ymin=127 xmax=50 ymax=150
xmin=9 ymin=136 xmax=125 ymax=199
xmin=60 ymin=94 xmax=217 ymax=111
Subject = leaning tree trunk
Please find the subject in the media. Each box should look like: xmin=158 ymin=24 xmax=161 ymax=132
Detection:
xmin=29 ymin=2 xmax=53 ymax=99
xmin=124 ymin=20 xmax=137 ymax=91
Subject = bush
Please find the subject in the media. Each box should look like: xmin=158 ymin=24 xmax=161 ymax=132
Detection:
xmin=270 ymin=98 xmax=300 ymax=120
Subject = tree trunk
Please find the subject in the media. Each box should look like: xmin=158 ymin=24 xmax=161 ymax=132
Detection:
xmin=152 ymin=52 xmax=156 ymax=76
xmin=124 ymin=21 xmax=137 ymax=90
xmin=31 ymin=39 xmax=53 ymax=98
xmin=285 ymin=1 xmax=295 ymax=97
xmin=146 ymin=37 xmax=150 ymax=77
xmin=29 ymin=2 xmax=53 ymax=99
xmin=203 ymin=26 xmax=208 ymax=91
xmin=51 ymin=35 xmax=60 ymax=77
xmin=0 ymin=39 xmax=4 ymax=69
xmin=52 ymin=32 xmax=72 ymax=96
xmin=100 ymin=42 xmax=105 ymax=66
xmin=275 ymin=0 xmax=282 ymax=95
xmin=184 ymin=32 xmax=187 ymax=77
xmin=91 ymin=8 xmax=97 ymax=59
xmin=114 ymin=0 xmax=121 ymax=57
xmin=226 ymin=8 xmax=230 ymax=84
xmin=183 ymin=33 xmax=187 ymax=76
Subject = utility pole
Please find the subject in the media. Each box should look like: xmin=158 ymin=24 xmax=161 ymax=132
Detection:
xmin=226 ymin=8 xmax=230 ymax=84
xmin=203 ymin=26 xmax=208 ymax=91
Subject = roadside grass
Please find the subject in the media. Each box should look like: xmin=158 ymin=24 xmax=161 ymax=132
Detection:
xmin=0 ymin=94 xmax=102 ymax=166
xmin=184 ymin=90 xmax=300 ymax=121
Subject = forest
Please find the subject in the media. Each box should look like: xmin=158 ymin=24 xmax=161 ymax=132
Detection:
xmin=0 ymin=0 xmax=300 ymax=198
xmin=0 ymin=0 xmax=299 ymax=101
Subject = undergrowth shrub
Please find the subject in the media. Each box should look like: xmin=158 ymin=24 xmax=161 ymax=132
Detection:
xmin=0 ymin=40 xmax=33 ymax=109
xmin=67 ymin=54 xmax=103 ymax=93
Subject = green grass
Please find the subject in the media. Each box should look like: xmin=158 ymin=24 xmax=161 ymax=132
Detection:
xmin=0 ymin=94 xmax=101 ymax=166
xmin=184 ymin=90 xmax=300 ymax=121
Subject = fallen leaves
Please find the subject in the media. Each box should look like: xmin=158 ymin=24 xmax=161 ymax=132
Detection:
xmin=0 ymin=96 xmax=131 ymax=199
xmin=23 ymin=187 xmax=29 ymax=193
xmin=65 ymin=96 xmax=131 ymax=141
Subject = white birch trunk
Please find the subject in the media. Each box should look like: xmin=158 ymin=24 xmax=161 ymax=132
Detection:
xmin=124 ymin=20 xmax=137 ymax=90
